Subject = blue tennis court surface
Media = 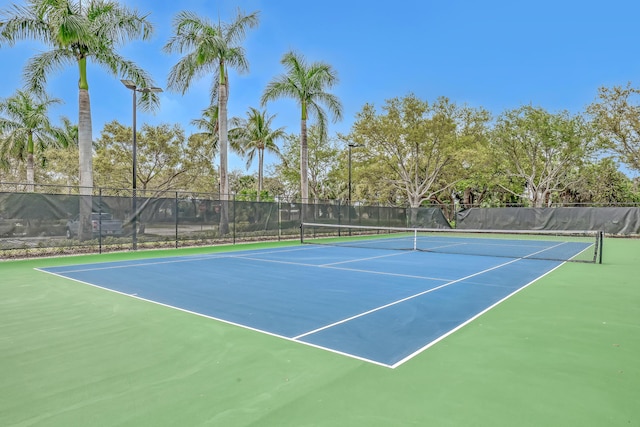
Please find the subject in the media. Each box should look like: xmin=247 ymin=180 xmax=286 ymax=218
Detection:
xmin=38 ymin=243 xmax=576 ymax=368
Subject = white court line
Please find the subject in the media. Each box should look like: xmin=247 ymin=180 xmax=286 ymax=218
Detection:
xmin=236 ymin=254 xmax=454 ymax=282
xmin=390 ymin=260 xmax=567 ymax=368
xmin=46 ymin=245 xmax=323 ymax=274
xmin=36 ymin=268 xmax=395 ymax=368
xmin=292 ymin=241 xmax=568 ymax=342
xmin=291 ymin=256 xmax=523 ymax=341
xmin=37 ymin=240 xmax=574 ymax=369
xmin=42 ymin=244 xmax=458 ymax=284
xmin=320 ymin=250 xmax=411 ymax=266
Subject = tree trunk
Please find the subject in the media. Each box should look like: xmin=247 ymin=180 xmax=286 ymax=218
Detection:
xmin=300 ymin=118 xmax=308 ymax=203
xmin=408 ymin=194 xmax=421 ymax=227
xmin=257 ymin=148 xmax=264 ymax=202
xmin=78 ymin=87 xmax=93 ymax=241
xmin=26 ymin=152 xmax=34 ymax=193
xmin=218 ymin=81 xmax=229 ymax=235
xmin=463 ymin=187 xmax=473 ymax=209
xmin=300 ymin=118 xmax=309 ymax=221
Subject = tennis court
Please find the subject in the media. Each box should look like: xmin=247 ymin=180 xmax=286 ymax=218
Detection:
xmin=38 ymin=228 xmax=599 ymax=367
xmin=2 ymin=232 xmax=638 ymax=426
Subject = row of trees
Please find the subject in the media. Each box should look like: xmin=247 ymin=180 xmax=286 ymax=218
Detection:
xmin=0 ymin=0 xmax=343 ymax=236
xmin=2 ymin=91 xmax=639 ymax=210
xmin=1 ymin=0 xmax=640 ymax=221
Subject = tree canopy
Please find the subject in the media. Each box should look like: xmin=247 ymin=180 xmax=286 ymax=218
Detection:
xmin=588 ymin=83 xmax=640 ymax=174
xmin=345 ymin=95 xmax=491 ymax=207
xmin=492 ymin=106 xmax=598 ymax=207
xmin=0 ymin=3 xmax=639 ymax=208
xmin=93 ymin=120 xmax=214 ymax=194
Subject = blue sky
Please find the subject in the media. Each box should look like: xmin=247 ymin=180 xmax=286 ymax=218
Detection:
xmin=1 ymin=0 xmax=640 ymax=173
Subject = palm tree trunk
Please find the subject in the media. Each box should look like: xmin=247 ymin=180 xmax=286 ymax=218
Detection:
xmin=26 ymin=132 xmax=34 ymax=192
xmin=26 ymin=153 xmax=34 ymax=192
xmin=78 ymin=87 xmax=93 ymax=240
xmin=218 ymin=81 xmax=230 ymax=235
xmin=300 ymin=118 xmax=309 ymax=221
xmin=257 ymin=148 xmax=264 ymax=202
xmin=300 ymin=118 xmax=309 ymax=203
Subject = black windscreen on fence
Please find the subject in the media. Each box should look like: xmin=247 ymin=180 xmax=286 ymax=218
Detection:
xmin=1 ymin=186 xmax=636 ymax=257
xmin=456 ymin=207 xmax=640 ymax=235
xmin=0 ymin=190 xmax=453 ymax=254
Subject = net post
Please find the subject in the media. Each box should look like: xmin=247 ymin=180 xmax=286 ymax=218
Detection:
xmin=300 ymin=222 xmax=304 ymax=244
xmin=413 ymin=229 xmax=417 ymax=251
xmin=598 ymin=230 xmax=604 ymax=264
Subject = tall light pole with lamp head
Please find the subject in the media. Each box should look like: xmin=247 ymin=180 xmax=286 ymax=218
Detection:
xmin=121 ymin=80 xmax=163 ymax=250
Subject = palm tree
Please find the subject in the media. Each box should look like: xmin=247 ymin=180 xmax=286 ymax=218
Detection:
xmin=0 ymin=90 xmax=62 ymax=191
xmin=261 ymin=51 xmax=343 ymax=204
xmin=51 ymin=116 xmax=79 ymax=150
xmin=0 ymin=0 xmax=158 ymax=238
xmin=191 ymin=104 xmax=246 ymax=196
xmin=48 ymin=116 xmax=79 ymax=191
xmin=229 ymin=107 xmax=285 ymax=201
xmin=164 ymin=8 xmax=259 ymax=234
xmin=190 ymin=104 xmax=220 ymax=154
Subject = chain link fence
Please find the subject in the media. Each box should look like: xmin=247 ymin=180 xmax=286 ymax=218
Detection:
xmin=0 ymin=184 xmax=450 ymax=258
xmin=3 ymin=182 xmax=637 ymax=259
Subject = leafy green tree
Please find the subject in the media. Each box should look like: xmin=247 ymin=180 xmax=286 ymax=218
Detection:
xmin=230 ymin=107 xmax=285 ymax=201
xmin=229 ymin=172 xmax=255 ymax=196
xmin=271 ymin=126 xmax=341 ymax=202
xmin=261 ymin=51 xmax=343 ymax=203
xmin=564 ymin=157 xmax=640 ymax=205
xmin=189 ymin=104 xmax=221 ymax=194
xmin=0 ymin=0 xmax=158 ymax=238
xmin=40 ymin=116 xmax=79 ymax=188
xmin=94 ymin=120 xmax=211 ymax=194
xmin=492 ymin=106 xmax=598 ymax=207
xmin=184 ymin=132 xmax=218 ymax=194
xmin=587 ymin=83 xmax=640 ymax=174
xmin=0 ymin=151 xmax=20 ymax=182
xmin=266 ymin=137 xmax=299 ymax=201
xmin=261 ymin=176 xmax=286 ymax=201
xmin=0 ymin=90 xmax=63 ymax=190
xmin=429 ymin=104 xmax=493 ymax=216
xmin=346 ymin=95 xmax=489 ymax=210
xmin=164 ymin=8 xmax=259 ymax=234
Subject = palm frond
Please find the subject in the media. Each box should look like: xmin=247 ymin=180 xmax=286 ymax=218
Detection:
xmin=165 ymin=8 xmax=258 ymax=97
xmin=88 ymin=1 xmax=154 ymax=46
xmin=223 ymin=9 xmax=259 ymax=44
xmin=24 ymin=48 xmax=75 ymax=95
xmin=0 ymin=3 xmax=53 ymax=46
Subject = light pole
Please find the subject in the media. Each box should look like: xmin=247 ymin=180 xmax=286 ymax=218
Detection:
xmin=121 ymin=80 xmax=163 ymax=250
xmin=347 ymin=143 xmax=362 ymax=224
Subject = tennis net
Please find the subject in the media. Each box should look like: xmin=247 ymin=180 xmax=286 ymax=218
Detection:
xmin=300 ymin=222 xmax=604 ymax=263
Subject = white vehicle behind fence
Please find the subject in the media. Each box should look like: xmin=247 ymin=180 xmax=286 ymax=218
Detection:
xmin=66 ymin=213 xmax=124 ymax=239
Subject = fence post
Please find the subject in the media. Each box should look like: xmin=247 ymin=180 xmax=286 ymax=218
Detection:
xmin=232 ymin=193 xmax=236 ymax=244
xmin=98 ymin=188 xmax=102 ymax=254
xmin=452 ymin=198 xmax=458 ymax=229
xmin=175 ymin=192 xmax=179 ymax=249
xmin=337 ymin=199 xmax=341 ymax=237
